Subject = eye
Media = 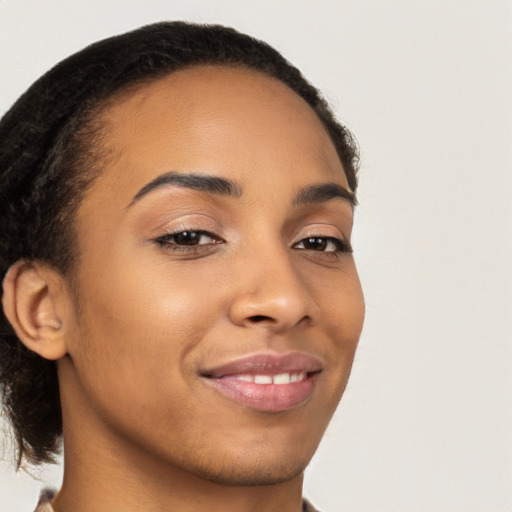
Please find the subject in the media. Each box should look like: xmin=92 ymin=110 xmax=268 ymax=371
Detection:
xmin=155 ymin=230 xmax=223 ymax=250
xmin=293 ymin=236 xmax=352 ymax=253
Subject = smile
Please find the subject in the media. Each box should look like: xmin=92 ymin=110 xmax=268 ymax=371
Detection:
xmin=201 ymin=352 xmax=322 ymax=412
xmin=230 ymin=372 xmax=307 ymax=384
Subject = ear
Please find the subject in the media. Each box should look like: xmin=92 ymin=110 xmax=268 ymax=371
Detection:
xmin=2 ymin=260 xmax=70 ymax=360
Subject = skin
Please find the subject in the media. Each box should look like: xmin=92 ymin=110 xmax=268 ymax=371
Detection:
xmin=4 ymin=66 xmax=364 ymax=512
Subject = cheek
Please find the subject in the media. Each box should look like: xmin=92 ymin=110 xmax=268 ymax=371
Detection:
xmin=310 ymin=261 xmax=365 ymax=341
xmin=66 ymin=256 xmax=222 ymax=413
xmin=79 ymin=251 xmax=218 ymax=339
xmin=311 ymin=264 xmax=364 ymax=385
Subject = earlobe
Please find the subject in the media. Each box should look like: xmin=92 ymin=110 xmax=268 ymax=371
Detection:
xmin=2 ymin=260 xmax=69 ymax=360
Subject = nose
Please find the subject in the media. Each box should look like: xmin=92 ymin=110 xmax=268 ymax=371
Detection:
xmin=227 ymin=248 xmax=317 ymax=332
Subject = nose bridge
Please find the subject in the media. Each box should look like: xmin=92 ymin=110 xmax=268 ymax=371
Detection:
xmin=228 ymin=237 xmax=315 ymax=330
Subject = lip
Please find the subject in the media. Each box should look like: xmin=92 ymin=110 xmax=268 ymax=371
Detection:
xmin=201 ymin=352 xmax=323 ymax=412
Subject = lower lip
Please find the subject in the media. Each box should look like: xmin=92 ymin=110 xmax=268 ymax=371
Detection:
xmin=203 ymin=374 xmax=318 ymax=412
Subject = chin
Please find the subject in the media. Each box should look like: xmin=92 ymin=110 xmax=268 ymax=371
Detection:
xmin=173 ymin=416 xmax=323 ymax=487
xmin=188 ymin=455 xmax=308 ymax=487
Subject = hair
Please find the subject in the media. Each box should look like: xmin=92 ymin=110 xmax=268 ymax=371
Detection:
xmin=0 ymin=21 xmax=359 ymax=467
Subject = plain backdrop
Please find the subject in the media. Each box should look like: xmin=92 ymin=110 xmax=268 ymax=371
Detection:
xmin=1 ymin=1 xmax=511 ymax=511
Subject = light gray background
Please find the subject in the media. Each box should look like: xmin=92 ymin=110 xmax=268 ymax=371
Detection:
xmin=1 ymin=1 xmax=511 ymax=511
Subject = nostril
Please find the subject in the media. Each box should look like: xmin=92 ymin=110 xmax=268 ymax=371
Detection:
xmin=249 ymin=315 xmax=273 ymax=323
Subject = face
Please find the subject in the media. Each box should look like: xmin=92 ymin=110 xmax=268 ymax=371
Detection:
xmin=62 ymin=66 xmax=364 ymax=485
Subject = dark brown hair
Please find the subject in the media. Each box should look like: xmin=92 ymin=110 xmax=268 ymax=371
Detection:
xmin=0 ymin=21 xmax=359 ymax=467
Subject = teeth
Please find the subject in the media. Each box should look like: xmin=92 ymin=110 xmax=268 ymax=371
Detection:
xmin=254 ymin=375 xmax=273 ymax=384
xmin=237 ymin=375 xmax=254 ymax=382
xmin=232 ymin=372 xmax=307 ymax=384
xmin=273 ymin=373 xmax=291 ymax=384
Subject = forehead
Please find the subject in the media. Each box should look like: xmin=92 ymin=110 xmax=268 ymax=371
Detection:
xmin=87 ymin=65 xmax=348 ymax=205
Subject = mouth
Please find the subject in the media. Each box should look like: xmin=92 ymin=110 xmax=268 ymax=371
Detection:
xmin=201 ymin=352 xmax=322 ymax=412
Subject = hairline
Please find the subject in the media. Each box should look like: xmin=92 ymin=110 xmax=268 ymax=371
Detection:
xmin=61 ymin=62 xmax=356 ymax=281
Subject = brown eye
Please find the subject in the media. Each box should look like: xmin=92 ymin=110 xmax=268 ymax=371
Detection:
xmin=293 ymin=236 xmax=352 ymax=253
xmin=302 ymin=237 xmax=329 ymax=251
xmin=156 ymin=230 xmax=223 ymax=248
xmin=173 ymin=231 xmax=203 ymax=245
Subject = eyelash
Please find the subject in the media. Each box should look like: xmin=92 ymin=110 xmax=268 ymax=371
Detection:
xmin=293 ymin=236 xmax=353 ymax=254
xmin=155 ymin=230 xmax=223 ymax=252
xmin=154 ymin=230 xmax=352 ymax=255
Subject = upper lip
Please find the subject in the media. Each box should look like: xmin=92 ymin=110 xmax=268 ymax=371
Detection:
xmin=201 ymin=352 xmax=323 ymax=378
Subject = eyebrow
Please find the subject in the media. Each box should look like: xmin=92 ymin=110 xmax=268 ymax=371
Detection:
xmin=128 ymin=171 xmax=356 ymax=208
xmin=128 ymin=171 xmax=243 ymax=207
xmin=292 ymin=182 xmax=357 ymax=207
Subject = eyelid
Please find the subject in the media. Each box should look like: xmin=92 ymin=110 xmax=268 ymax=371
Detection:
xmin=291 ymin=223 xmax=349 ymax=244
xmin=149 ymin=212 xmax=226 ymax=254
xmin=151 ymin=213 xmax=222 ymax=237
xmin=156 ymin=227 xmax=224 ymax=244
xmin=293 ymin=235 xmax=353 ymax=252
xmin=290 ymin=222 xmax=354 ymax=257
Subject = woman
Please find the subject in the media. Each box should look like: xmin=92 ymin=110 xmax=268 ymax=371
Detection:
xmin=0 ymin=22 xmax=364 ymax=512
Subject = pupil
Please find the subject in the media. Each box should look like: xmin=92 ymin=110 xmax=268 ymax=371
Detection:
xmin=175 ymin=231 xmax=200 ymax=245
xmin=307 ymin=237 xmax=326 ymax=250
